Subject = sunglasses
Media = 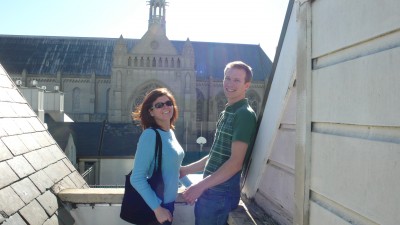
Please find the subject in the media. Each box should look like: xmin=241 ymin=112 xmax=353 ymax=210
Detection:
xmin=152 ymin=100 xmax=173 ymax=109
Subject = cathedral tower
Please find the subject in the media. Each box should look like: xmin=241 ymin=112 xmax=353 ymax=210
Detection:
xmin=148 ymin=0 xmax=168 ymax=34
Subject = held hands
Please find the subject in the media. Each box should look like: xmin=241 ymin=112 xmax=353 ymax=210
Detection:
xmin=182 ymin=183 xmax=206 ymax=205
xmin=154 ymin=206 xmax=172 ymax=224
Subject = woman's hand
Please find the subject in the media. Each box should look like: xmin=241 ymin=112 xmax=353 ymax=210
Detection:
xmin=154 ymin=206 xmax=172 ymax=224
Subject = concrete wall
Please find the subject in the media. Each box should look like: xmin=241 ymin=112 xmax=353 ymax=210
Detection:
xmin=296 ymin=0 xmax=400 ymax=225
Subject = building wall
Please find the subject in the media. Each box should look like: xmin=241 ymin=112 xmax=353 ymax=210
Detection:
xmin=296 ymin=1 xmax=400 ymax=225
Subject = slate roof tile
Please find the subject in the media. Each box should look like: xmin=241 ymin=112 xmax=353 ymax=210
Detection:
xmin=0 ymin=161 xmax=19 ymax=188
xmin=2 ymin=135 xmax=30 ymax=155
xmin=36 ymin=191 xmax=58 ymax=216
xmin=68 ymin=171 xmax=88 ymax=188
xmin=0 ymin=88 xmax=13 ymax=102
xmin=19 ymin=200 xmax=49 ymax=225
xmin=13 ymin=118 xmax=36 ymax=133
xmin=0 ymin=119 xmax=23 ymax=135
xmin=62 ymin=158 xmax=76 ymax=172
xmin=42 ymin=215 xmax=60 ymax=225
xmin=11 ymin=103 xmax=34 ymax=117
xmin=32 ymin=131 xmax=53 ymax=148
xmin=43 ymin=161 xmax=72 ymax=185
xmin=6 ymin=155 xmax=35 ymax=178
xmin=28 ymin=171 xmax=54 ymax=194
xmin=11 ymin=178 xmax=41 ymax=204
xmin=24 ymin=150 xmax=48 ymax=171
xmin=0 ymin=64 xmax=88 ymax=224
xmin=27 ymin=117 xmax=47 ymax=132
xmin=0 ymin=127 xmax=7 ymax=137
xmin=0 ymin=140 xmax=13 ymax=161
xmin=0 ymin=75 xmax=13 ymax=88
xmin=7 ymin=89 xmax=27 ymax=103
xmin=0 ymin=186 xmax=25 ymax=216
xmin=1 ymin=212 xmax=27 ymax=225
xmin=52 ymin=176 xmax=78 ymax=194
xmin=0 ymin=103 xmax=17 ymax=118
xmin=19 ymin=132 xmax=42 ymax=151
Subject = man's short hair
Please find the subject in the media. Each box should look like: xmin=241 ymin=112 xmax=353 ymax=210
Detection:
xmin=224 ymin=61 xmax=253 ymax=83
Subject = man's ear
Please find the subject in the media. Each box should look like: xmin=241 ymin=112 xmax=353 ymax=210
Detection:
xmin=245 ymin=82 xmax=251 ymax=90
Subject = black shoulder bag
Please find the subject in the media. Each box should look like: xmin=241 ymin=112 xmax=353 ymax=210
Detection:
xmin=120 ymin=128 xmax=164 ymax=224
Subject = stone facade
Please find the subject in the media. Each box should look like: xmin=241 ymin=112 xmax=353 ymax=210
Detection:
xmin=2 ymin=0 xmax=271 ymax=151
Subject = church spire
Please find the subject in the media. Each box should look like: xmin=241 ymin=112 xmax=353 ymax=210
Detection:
xmin=147 ymin=0 xmax=168 ymax=34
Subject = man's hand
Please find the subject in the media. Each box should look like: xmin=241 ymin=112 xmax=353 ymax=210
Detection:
xmin=182 ymin=183 xmax=206 ymax=205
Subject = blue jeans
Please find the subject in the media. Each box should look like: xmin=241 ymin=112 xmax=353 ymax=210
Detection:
xmin=194 ymin=174 xmax=241 ymax=225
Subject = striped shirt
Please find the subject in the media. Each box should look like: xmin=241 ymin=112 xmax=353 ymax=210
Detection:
xmin=204 ymin=98 xmax=257 ymax=191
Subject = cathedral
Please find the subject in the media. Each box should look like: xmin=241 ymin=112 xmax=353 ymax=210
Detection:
xmin=0 ymin=0 xmax=272 ymax=152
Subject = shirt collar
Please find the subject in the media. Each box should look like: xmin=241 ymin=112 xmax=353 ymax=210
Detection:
xmin=225 ymin=98 xmax=248 ymax=111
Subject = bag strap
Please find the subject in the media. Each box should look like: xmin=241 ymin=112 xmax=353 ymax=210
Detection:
xmin=151 ymin=127 xmax=162 ymax=174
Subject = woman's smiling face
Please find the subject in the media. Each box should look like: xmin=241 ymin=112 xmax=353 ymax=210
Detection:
xmin=149 ymin=95 xmax=174 ymax=127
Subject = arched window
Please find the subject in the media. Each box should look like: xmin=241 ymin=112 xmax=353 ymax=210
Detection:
xmin=246 ymin=90 xmax=260 ymax=114
xmin=134 ymin=57 xmax=138 ymax=67
xmin=140 ymin=57 xmax=144 ymax=67
xmin=152 ymin=57 xmax=156 ymax=67
xmin=146 ymin=57 xmax=150 ymax=67
xmin=128 ymin=57 xmax=132 ymax=66
xmin=158 ymin=57 xmax=163 ymax=67
xmin=72 ymin=87 xmax=81 ymax=112
xmin=177 ymin=58 xmax=181 ymax=68
xmin=164 ymin=58 xmax=169 ymax=67
xmin=171 ymin=58 xmax=175 ymax=68
xmin=196 ymin=89 xmax=205 ymax=122
xmin=133 ymin=83 xmax=162 ymax=111
xmin=216 ymin=91 xmax=226 ymax=117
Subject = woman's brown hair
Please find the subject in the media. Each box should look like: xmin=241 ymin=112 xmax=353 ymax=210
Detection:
xmin=132 ymin=88 xmax=178 ymax=130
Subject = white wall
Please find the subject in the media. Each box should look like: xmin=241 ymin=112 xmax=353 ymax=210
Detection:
xmin=99 ymin=158 xmax=134 ymax=185
xmin=296 ymin=0 xmax=400 ymax=224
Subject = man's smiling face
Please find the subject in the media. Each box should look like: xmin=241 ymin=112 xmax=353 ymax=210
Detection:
xmin=223 ymin=68 xmax=250 ymax=105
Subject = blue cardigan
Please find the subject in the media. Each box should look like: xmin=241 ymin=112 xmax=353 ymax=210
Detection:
xmin=130 ymin=128 xmax=185 ymax=210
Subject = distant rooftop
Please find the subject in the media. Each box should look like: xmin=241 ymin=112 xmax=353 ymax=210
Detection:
xmin=0 ymin=35 xmax=272 ymax=81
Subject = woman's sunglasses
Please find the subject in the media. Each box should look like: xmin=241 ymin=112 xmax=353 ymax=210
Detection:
xmin=152 ymin=100 xmax=173 ymax=109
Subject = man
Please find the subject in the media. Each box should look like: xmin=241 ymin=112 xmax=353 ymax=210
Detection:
xmin=181 ymin=61 xmax=257 ymax=225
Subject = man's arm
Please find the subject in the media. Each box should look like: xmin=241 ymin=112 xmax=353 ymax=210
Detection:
xmin=180 ymin=155 xmax=209 ymax=178
xmin=182 ymin=141 xmax=248 ymax=204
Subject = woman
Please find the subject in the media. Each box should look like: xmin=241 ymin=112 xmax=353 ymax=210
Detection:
xmin=130 ymin=88 xmax=185 ymax=225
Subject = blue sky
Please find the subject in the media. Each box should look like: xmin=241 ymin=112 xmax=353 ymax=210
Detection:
xmin=1 ymin=0 xmax=289 ymax=59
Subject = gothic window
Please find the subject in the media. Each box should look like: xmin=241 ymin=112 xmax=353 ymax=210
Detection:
xmin=128 ymin=57 xmax=132 ymax=66
xmin=152 ymin=57 xmax=156 ymax=67
xmin=196 ymin=89 xmax=204 ymax=122
xmin=164 ymin=58 xmax=168 ymax=67
xmin=133 ymin=83 xmax=161 ymax=110
xmin=216 ymin=91 xmax=226 ymax=117
xmin=171 ymin=58 xmax=174 ymax=68
xmin=146 ymin=57 xmax=150 ymax=67
xmin=134 ymin=57 xmax=138 ymax=67
xmin=140 ymin=57 xmax=144 ymax=67
xmin=158 ymin=57 xmax=162 ymax=67
xmin=246 ymin=90 xmax=260 ymax=114
xmin=177 ymin=58 xmax=181 ymax=68
xmin=72 ymin=87 xmax=80 ymax=112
